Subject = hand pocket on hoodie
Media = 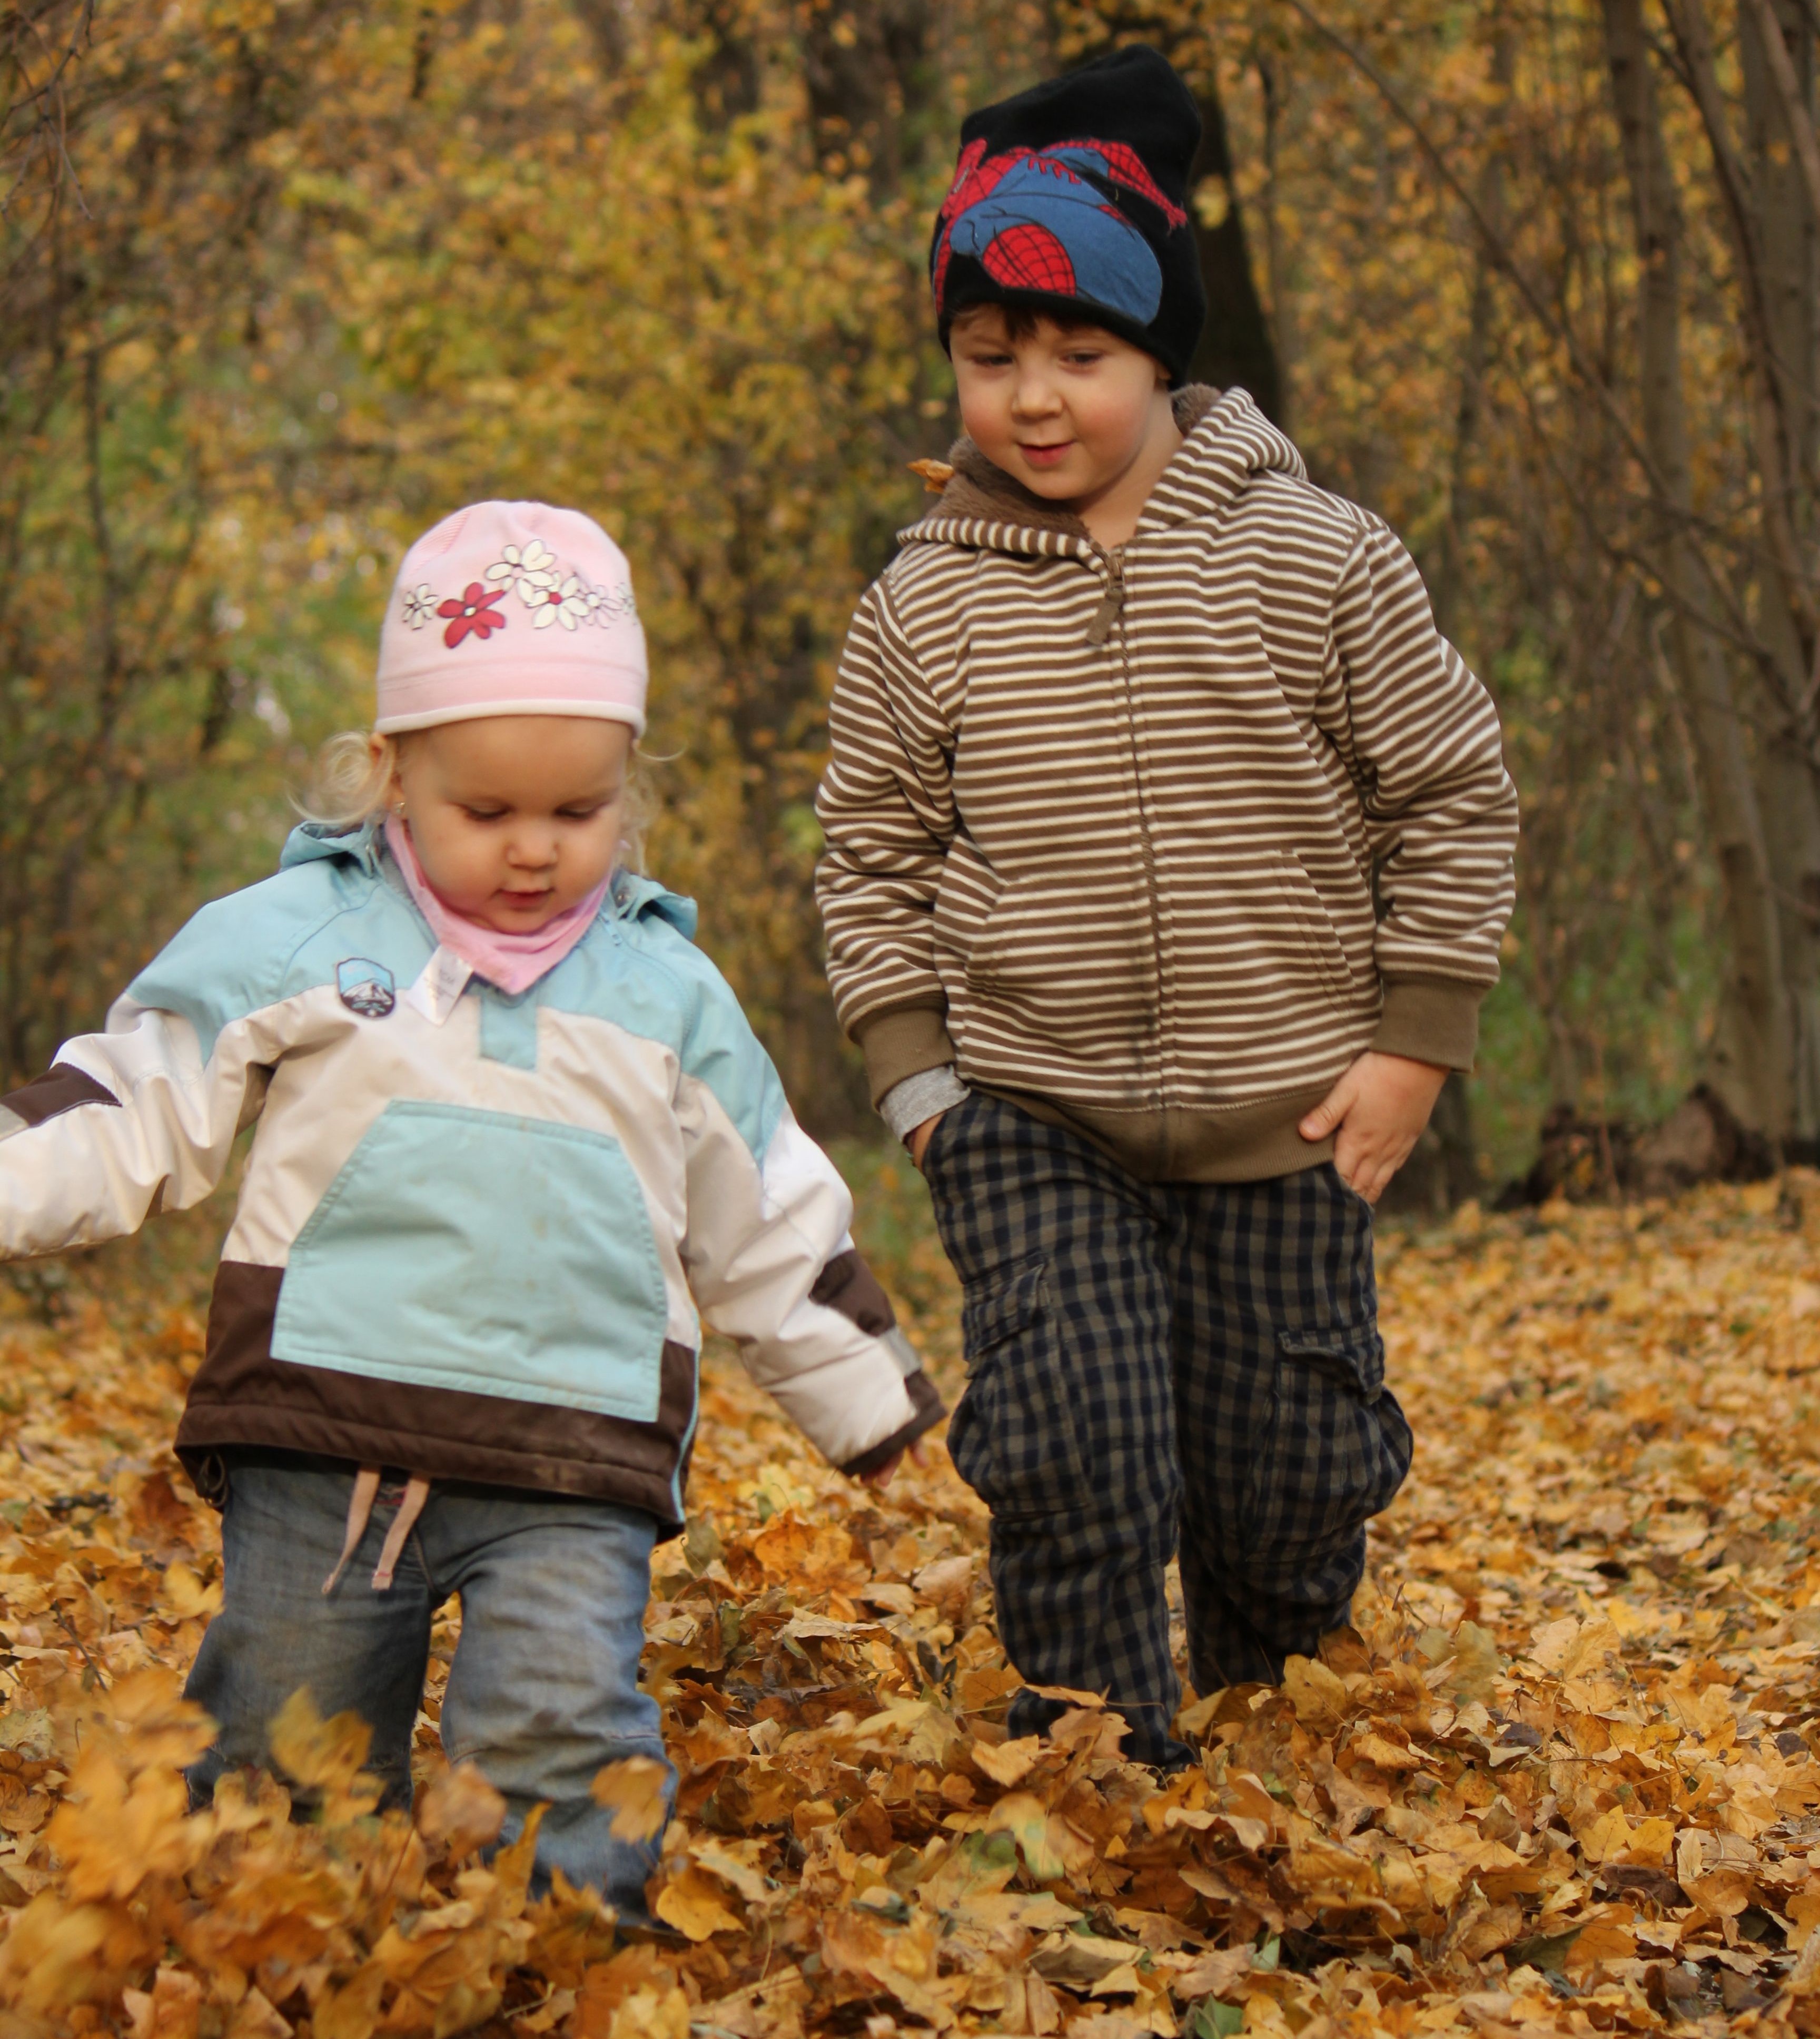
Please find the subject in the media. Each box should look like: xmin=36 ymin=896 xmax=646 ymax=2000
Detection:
xmin=1274 ymin=851 xmax=1356 ymax=1013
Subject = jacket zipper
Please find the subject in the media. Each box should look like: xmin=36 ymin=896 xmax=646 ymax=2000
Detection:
xmin=1090 ymin=543 xmax=1171 ymax=1121
xmin=1085 ymin=546 xmax=1126 ymax=646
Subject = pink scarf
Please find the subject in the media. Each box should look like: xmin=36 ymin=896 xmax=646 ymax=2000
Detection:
xmin=383 ymin=816 xmax=611 ymax=997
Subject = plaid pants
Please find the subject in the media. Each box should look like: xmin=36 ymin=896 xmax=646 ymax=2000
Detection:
xmin=923 ymin=1091 xmax=1411 ymax=1757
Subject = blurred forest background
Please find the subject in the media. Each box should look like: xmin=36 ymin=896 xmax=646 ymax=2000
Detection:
xmin=7 ymin=0 xmax=1820 ymax=1207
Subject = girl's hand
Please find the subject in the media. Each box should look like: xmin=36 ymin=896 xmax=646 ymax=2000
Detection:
xmin=906 ymin=1113 xmax=945 ymax=1170
xmin=862 ymin=1442 xmax=929 ymax=1490
xmin=1298 ymin=1051 xmax=1448 ymax=1205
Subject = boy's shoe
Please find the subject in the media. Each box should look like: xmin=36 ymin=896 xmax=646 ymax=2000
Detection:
xmin=1125 ymin=1728 xmax=1199 ymax=1775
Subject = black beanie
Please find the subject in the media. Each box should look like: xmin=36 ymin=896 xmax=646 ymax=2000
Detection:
xmin=931 ymin=45 xmax=1206 ymax=387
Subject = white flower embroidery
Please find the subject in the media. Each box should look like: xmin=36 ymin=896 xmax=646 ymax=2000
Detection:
xmin=525 ymin=573 xmax=591 ymax=631
xmin=585 ymin=580 xmax=637 ymax=624
xmin=401 ymin=583 xmax=439 ymax=630
xmin=484 ymin=538 xmax=557 ymax=596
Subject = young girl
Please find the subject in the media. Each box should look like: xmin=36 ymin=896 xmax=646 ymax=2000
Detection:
xmin=0 ymin=500 xmax=942 ymax=1915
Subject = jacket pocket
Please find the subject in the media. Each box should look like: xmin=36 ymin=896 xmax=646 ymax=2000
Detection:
xmin=946 ymin=1255 xmax=1088 ymax=1518
xmin=1242 ymin=1321 xmax=1411 ymax=1571
xmin=1278 ymin=1320 xmax=1386 ymax=1401
xmin=272 ymin=1100 xmax=670 ymax=1421
xmin=1275 ymin=852 xmax=1354 ymax=1012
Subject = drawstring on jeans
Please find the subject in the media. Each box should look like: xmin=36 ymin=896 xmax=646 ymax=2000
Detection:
xmin=322 ymin=1469 xmax=432 ymax=1594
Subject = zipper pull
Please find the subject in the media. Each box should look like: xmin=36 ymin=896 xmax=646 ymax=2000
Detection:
xmin=1085 ymin=550 xmax=1125 ymax=646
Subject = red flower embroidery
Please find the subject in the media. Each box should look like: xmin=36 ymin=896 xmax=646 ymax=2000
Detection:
xmin=437 ymin=583 xmax=508 ymax=647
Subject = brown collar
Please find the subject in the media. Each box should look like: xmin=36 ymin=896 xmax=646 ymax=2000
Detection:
xmin=922 ymin=383 xmax=1223 ymax=539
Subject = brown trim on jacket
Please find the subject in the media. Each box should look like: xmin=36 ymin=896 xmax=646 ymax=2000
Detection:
xmin=1 ymin=1065 xmax=121 ymax=1129
xmin=175 ymin=1260 xmax=698 ymax=1531
xmin=973 ymin=1081 xmax=1339 ymax=1186
xmin=1371 ymin=977 xmax=1481 ymax=1073
xmin=840 ymin=1370 xmax=944 ymax=1480
xmin=810 ymin=1247 xmax=899 ymax=1337
xmin=855 ymin=1006 xmax=958 ymax=1108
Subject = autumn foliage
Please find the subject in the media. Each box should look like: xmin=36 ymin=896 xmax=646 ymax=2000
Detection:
xmin=12 ymin=0 xmax=1820 ymax=1176
xmin=2 ymin=1176 xmax=1820 ymax=2033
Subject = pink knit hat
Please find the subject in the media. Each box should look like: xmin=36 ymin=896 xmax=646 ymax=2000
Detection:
xmin=375 ymin=501 xmax=648 ymax=736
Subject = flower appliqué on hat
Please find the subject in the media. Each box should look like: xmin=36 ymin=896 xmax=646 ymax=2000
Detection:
xmin=404 ymin=548 xmax=634 ymax=647
xmin=437 ymin=583 xmax=509 ymax=647
xmin=483 ymin=539 xmax=557 ymax=599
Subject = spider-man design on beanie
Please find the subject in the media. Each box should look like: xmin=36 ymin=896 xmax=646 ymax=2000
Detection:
xmin=931 ymin=45 xmax=1206 ymax=386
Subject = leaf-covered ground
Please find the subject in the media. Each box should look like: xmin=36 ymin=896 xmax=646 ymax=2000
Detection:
xmin=5 ymin=1169 xmax=1820 ymax=2036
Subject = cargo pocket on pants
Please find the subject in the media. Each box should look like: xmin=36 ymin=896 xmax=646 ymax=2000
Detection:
xmin=945 ymin=1255 xmax=1086 ymax=1520
xmin=1242 ymin=1321 xmax=1412 ymax=1571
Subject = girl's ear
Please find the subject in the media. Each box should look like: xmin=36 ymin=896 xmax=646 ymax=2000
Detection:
xmin=369 ymin=732 xmax=405 ymax=815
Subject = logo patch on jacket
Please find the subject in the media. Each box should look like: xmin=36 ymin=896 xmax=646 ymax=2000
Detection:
xmin=337 ymin=959 xmax=396 ymax=1018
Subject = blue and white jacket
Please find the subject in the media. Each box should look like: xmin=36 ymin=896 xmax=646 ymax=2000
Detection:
xmin=0 ymin=824 xmax=942 ymax=1526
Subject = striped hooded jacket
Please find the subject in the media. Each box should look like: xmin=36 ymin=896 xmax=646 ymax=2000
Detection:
xmin=816 ymin=387 xmax=1519 ymax=1183
xmin=0 ymin=824 xmax=941 ymax=1525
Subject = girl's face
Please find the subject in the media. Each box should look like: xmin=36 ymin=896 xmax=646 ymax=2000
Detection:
xmin=381 ymin=715 xmax=632 ymax=932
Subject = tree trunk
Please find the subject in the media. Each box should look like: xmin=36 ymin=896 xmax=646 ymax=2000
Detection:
xmin=1388 ymin=16 xmax=1517 ymax=1213
xmin=1738 ymin=0 xmax=1820 ymax=1149
xmin=1055 ymin=16 xmax=1284 ymax=422
xmin=1431 ymin=26 xmax=1511 ymax=644
xmin=1185 ymin=75 xmax=1284 ymax=423
xmin=1601 ymin=0 xmax=1792 ymax=1140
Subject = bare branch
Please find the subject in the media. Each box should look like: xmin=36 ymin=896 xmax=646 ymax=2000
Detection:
xmin=1280 ymin=0 xmax=1804 ymax=700
xmin=1743 ymin=0 xmax=1820 ymax=225
xmin=1662 ymin=0 xmax=1819 ymax=657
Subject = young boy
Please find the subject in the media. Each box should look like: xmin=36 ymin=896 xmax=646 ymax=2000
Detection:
xmin=816 ymin=46 xmax=1518 ymax=1765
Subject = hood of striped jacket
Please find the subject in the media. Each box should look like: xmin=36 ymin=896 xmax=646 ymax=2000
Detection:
xmin=903 ymin=385 xmax=1303 ymax=553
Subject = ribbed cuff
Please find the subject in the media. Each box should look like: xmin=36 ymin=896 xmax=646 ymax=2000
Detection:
xmin=879 ymin=1066 xmax=970 ymax=1141
xmin=1371 ymin=977 xmax=1483 ymax=1072
xmin=854 ymin=1004 xmax=957 ymax=1106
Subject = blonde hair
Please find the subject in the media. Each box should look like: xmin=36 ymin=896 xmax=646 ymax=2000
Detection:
xmin=296 ymin=726 xmax=655 ymax=871
xmin=299 ymin=730 xmax=400 ymax=830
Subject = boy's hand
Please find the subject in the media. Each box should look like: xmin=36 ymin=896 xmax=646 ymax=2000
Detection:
xmin=906 ymin=1114 xmax=945 ymax=1170
xmin=1299 ymin=1051 xmax=1448 ymax=1205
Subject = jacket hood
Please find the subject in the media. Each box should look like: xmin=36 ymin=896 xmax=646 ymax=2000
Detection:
xmin=276 ymin=822 xmax=697 ymax=938
xmin=281 ymin=819 xmax=385 ymax=874
xmin=899 ymin=384 xmax=1305 ymax=556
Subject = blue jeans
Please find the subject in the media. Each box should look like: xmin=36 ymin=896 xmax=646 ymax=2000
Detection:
xmin=183 ymin=1453 xmax=672 ymax=1910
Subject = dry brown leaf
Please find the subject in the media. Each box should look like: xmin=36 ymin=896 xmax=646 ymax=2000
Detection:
xmin=589 ymin=1756 xmax=670 ymax=1843
xmin=266 ymin=1690 xmax=381 ymax=1824
xmin=1047 ymin=1706 xmax=1127 ymax=1759
xmin=225 ymin=1986 xmax=293 ymax=2039
xmin=821 ymin=1906 xmax=956 ymax=2031
xmin=1281 ymin=1653 xmax=1348 ymax=1731
xmin=312 ymin=1962 xmax=385 ymax=2039
xmin=653 ymin=1864 xmax=743 ymax=1941
xmin=971 ymin=1735 xmax=1043 ymax=1786
xmin=416 ymin=1760 xmax=506 ymax=1858
xmin=9 ymin=1171 xmax=1820 ymax=2039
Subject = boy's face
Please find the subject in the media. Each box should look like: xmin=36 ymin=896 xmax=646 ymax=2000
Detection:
xmin=949 ymin=306 xmax=1173 ymax=509
xmin=381 ymin=714 xmax=632 ymax=933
